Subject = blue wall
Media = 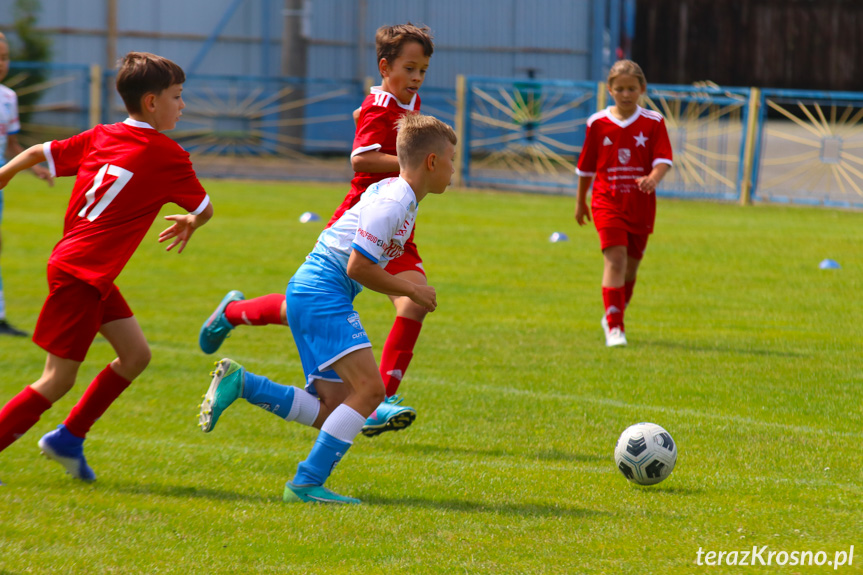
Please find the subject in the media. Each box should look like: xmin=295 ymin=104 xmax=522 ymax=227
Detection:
xmin=0 ymin=0 xmax=617 ymax=86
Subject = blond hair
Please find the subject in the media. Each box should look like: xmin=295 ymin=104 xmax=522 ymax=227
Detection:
xmin=396 ymin=113 xmax=456 ymax=168
xmin=607 ymin=59 xmax=647 ymax=88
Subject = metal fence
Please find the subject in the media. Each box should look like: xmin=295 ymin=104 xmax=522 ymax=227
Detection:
xmin=6 ymin=62 xmax=863 ymax=209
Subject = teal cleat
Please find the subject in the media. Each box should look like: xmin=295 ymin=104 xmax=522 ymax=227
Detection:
xmin=199 ymin=290 xmax=244 ymax=354
xmin=198 ymin=358 xmax=245 ymax=432
xmin=361 ymin=395 xmax=416 ymax=437
xmin=283 ymin=481 xmax=361 ymax=504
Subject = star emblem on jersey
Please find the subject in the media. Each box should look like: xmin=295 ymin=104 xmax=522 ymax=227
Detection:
xmin=603 ymin=136 xmax=613 ymax=146
xmin=634 ymin=131 xmax=648 ymax=147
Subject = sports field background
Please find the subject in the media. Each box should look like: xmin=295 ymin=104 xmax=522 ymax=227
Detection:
xmin=0 ymin=176 xmax=861 ymax=573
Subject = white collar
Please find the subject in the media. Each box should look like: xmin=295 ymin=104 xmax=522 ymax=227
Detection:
xmin=123 ymin=118 xmax=156 ymax=130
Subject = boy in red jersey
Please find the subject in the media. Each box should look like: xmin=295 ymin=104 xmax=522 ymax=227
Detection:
xmin=575 ymin=60 xmax=672 ymax=347
xmin=0 ymin=52 xmax=213 ymax=482
xmin=199 ymin=23 xmax=434 ymax=436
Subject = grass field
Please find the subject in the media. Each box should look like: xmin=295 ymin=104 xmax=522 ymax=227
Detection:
xmin=0 ymin=176 xmax=861 ymax=574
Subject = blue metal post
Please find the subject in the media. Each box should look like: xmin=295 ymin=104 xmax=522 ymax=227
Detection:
xmin=590 ymin=0 xmax=606 ymax=81
xmin=187 ymin=0 xmax=246 ymax=76
xmin=261 ymin=0 xmax=271 ymax=76
xmin=609 ymin=0 xmax=621 ymax=63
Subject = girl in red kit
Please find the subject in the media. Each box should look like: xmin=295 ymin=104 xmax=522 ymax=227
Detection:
xmin=575 ymin=60 xmax=673 ymax=347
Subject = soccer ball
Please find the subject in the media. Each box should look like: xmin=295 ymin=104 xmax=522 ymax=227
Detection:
xmin=614 ymin=422 xmax=677 ymax=485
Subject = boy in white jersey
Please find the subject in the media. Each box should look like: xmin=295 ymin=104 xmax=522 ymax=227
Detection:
xmin=197 ymin=113 xmax=456 ymax=504
xmin=0 ymin=32 xmax=53 ymax=336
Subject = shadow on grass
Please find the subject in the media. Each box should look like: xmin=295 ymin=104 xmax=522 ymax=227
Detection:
xmin=399 ymin=442 xmax=607 ymax=463
xmin=362 ymin=494 xmax=612 ymax=518
xmin=109 ymin=481 xmax=274 ymax=504
xmin=628 ymin=484 xmax=704 ymax=495
xmin=645 ymin=339 xmax=805 ymax=358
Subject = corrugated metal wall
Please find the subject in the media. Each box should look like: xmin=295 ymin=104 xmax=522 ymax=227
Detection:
xmin=0 ymin=0 xmax=604 ymax=86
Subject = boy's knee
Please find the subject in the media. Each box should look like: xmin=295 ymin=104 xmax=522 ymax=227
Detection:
xmin=116 ymin=346 xmax=151 ymax=379
xmin=356 ymin=378 xmax=385 ymax=408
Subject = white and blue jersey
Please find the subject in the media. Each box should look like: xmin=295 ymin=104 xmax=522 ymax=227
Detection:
xmin=0 ymin=84 xmax=21 ymax=219
xmin=286 ymin=176 xmax=419 ymax=391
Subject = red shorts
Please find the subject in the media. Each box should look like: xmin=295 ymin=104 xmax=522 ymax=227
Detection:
xmin=597 ymin=227 xmax=650 ymax=260
xmin=33 ymin=266 xmax=133 ymax=362
xmin=385 ymin=237 xmax=425 ymax=277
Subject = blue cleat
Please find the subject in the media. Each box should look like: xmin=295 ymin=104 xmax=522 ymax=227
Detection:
xmin=283 ymin=481 xmax=360 ymax=504
xmin=38 ymin=425 xmax=96 ymax=482
xmin=199 ymin=290 xmax=244 ymax=354
xmin=198 ymin=358 xmax=245 ymax=432
xmin=361 ymin=395 xmax=416 ymax=437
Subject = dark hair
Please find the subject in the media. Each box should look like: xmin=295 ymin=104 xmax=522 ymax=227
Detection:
xmin=116 ymin=52 xmax=185 ymax=114
xmin=376 ymin=23 xmax=434 ymax=71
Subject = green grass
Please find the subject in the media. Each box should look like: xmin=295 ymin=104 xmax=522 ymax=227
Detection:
xmin=1 ymin=176 xmax=861 ymax=574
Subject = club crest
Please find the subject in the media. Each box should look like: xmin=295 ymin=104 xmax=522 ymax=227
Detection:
xmin=347 ymin=312 xmax=363 ymax=330
xmin=618 ymin=148 xmax=631 ymax=165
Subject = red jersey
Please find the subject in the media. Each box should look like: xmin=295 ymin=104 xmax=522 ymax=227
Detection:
xmin=43 ymin=119 xmax=210 ymax=296
xmin=327 ymin=86 xmax=420 ymax=226
xmin=576 ymin=106 xmax=673 ymax=234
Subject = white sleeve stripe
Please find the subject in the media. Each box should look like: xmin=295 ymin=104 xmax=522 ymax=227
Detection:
xmin=190 ymin=194 xmax=210 ymax=215
xmin=351 ymin=143 xmax=381 ymax=158
xmin=42 ymin=141 xmax=56 ymax=176
xmin=652 ymin=158 xmax=673 ymax=167
xmin=576 ymin=168 xmax=596 ymax=177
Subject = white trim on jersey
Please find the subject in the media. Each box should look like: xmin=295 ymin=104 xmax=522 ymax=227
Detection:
xmin=587 ymin=106 xmax=662 ymax=130
xmin=42 ymin=141 xmax=56 ymax=177
xmin=369 ymin=86 xmax=417 ymax=111
xmin=576 ymin=168 xmax=597 ymax=177
xmin=123 ymin=118 xmax=155 ymax=130
xmin=350 ymin=143 xmax=382 ymax=158
xmin=190 ymin=194 xmax=211 ymax=215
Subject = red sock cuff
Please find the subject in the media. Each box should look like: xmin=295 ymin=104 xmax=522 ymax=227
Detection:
xmin=225 ymin=294 xmax=286 ymax=326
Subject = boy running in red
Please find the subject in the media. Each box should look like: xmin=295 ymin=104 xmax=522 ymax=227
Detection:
xmin=575 ymin=60 xmax=672 ymax=346
xmin=199 ymin=23 xmax=434 ymax=436
xmin=0 ymin=52 xmax=213 ymax=482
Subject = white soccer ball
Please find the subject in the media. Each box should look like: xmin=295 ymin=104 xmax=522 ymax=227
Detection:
xmin=614 ymin=422 xmax=677 ymax=485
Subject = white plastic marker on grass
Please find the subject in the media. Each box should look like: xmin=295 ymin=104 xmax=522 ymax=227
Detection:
xmin=299 ymin=212 xmax=321 ymax=223
xmin=549 ymin=232 xmax=569 ymax=243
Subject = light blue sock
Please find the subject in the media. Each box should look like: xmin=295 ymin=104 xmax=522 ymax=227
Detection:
xmin=293 ymin=431 xmax=351 ymax=486
xmin=242 ymin=371 xmax=295 ymax=419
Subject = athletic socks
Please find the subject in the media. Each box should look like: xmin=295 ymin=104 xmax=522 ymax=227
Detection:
xmin=225 ymin=294 xmax=285 ymax=326
xmin=0 ymin=386 xmax=52 ymax=453
xmin=242 ymin=371 xmax=319 ymax=426
xmin=293 ymin=404 xmax=365 ymax=486
xmin=63 ymin=364 xmax=132 ymax=438
xmin=379 ymin=316 xmax=423 ymax=397
xmin=624 ymin=279 xmax=636 ymax=308
xmin=602 ymin=286 xmax=626 ymax=331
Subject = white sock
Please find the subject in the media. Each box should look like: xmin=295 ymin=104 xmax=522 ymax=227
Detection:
xmin=320 ymin=404 xmax=366 ymax=444
xmin=286 ymin=387 xmax=320 ymax=426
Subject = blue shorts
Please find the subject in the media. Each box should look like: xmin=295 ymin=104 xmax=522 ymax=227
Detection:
xmin=286 ymin=253 xmax=371 ymax=395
